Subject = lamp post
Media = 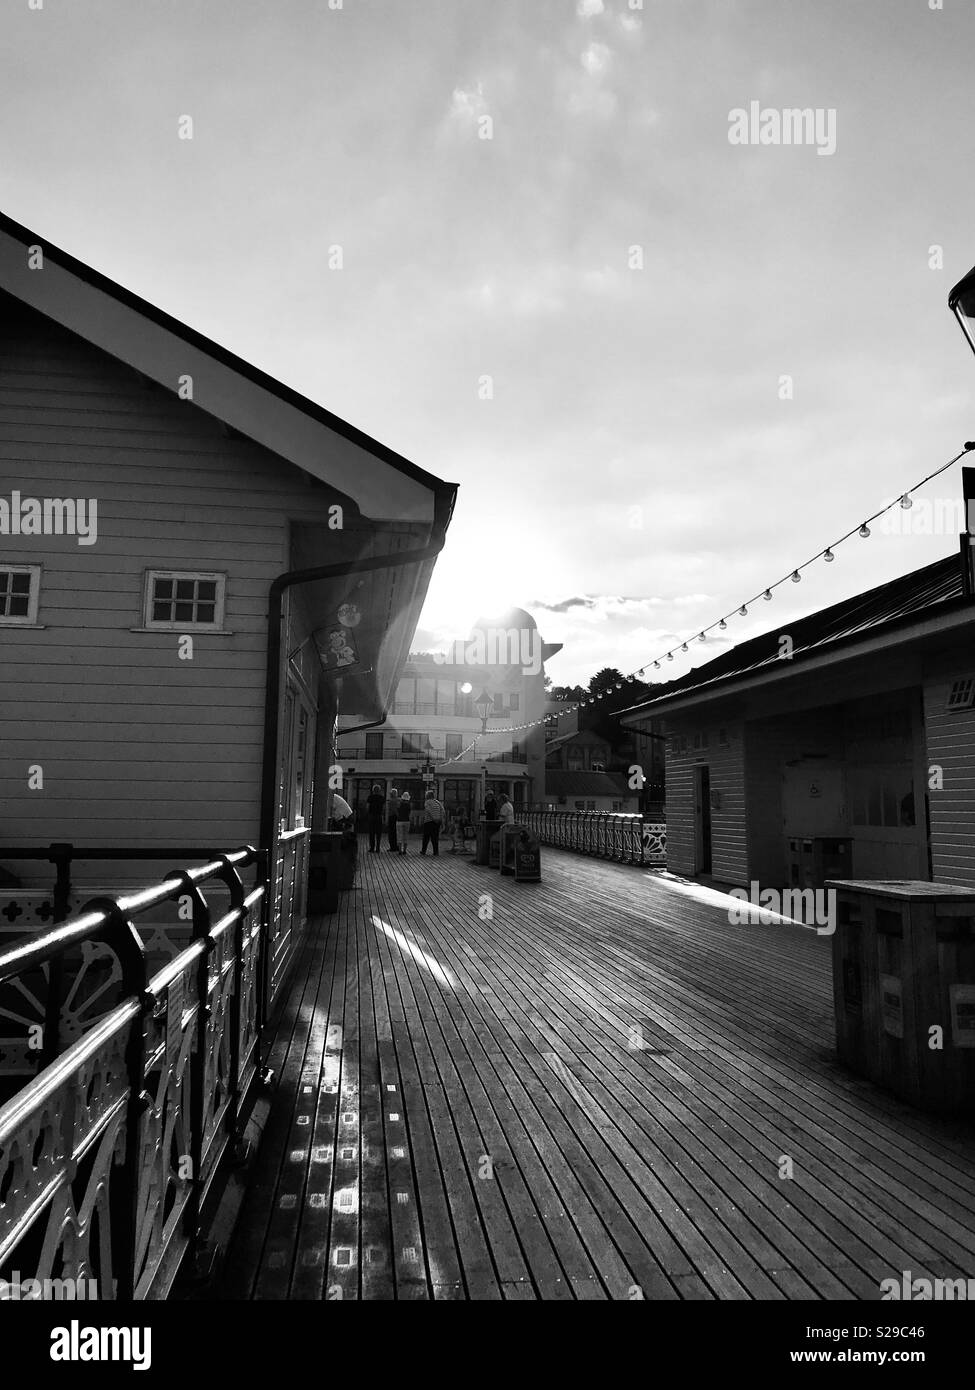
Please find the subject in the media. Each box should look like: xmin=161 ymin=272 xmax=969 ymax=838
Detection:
xmin=473 ymin=688 xmax=494 ymax=814
xmin=949 ymin=266 xmax=975 ymax=597
xmin=949 ymin=263 xmax=975 ymax=363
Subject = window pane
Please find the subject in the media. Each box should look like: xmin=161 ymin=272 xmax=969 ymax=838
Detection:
xmin=152 ymin=601 xmax=172 ymax=621
xmin=154 ymin=579 xmax=174 ymax=599
xmin=195 ymin=603 xmax=215 ymax=623
xmin=11 ymin=573 xmax=31 ymax=593
xmin=197 ymin=581 xmax=217 ymax=601
xmin=174 ymin=602 xmax=195 ymax=621
xmin=175 ymin=580 xmax=195 ymax=600
xmin=8 ymin=595 xmax=29 ymax=616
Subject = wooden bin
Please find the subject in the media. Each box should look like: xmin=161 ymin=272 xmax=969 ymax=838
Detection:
xmin=828 ymin=879 xmax=975 ymax=1115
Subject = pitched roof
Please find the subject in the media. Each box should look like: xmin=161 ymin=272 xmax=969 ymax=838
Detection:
xmin=619 ymin=553 xmax=970 ymax=717
xmin=546 ymin=770 xmax=633 ymax=798
xmin=0 ymin=212 xmax=456 ymax=528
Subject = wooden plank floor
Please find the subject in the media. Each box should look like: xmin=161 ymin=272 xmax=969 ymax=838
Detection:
xmin=214 ymin=839 xmax=975 ymax=1300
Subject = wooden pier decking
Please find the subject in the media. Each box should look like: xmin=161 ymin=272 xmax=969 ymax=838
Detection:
xmin=214 ymin=841 xmax=975 ymax=1300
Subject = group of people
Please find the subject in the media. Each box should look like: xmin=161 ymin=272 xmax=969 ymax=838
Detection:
xmin=362 ymin=783 xmax=514 ymax=856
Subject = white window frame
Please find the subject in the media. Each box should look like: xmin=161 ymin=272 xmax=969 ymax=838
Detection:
xmin=0 ymin=564 xmax=41 ymax=625
xmin=143 ymin=570 xmax=227 ymax=631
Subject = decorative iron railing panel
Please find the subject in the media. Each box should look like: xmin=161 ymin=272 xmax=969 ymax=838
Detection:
xmin=0 ymin=846 xmax=269 ymax=1301
xmin=518 ymin=812 xmax=666 ymax=868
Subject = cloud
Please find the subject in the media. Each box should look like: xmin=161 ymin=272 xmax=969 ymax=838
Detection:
xmin=531 ymin=596 xmax=598 ymax=613
xmin=581 ymin=41 xmax=611 ymax=76
xmin=440 ymin=81 xmax=489 ymax=139
xmin=577 ymin=0 xmax=605 ymax=15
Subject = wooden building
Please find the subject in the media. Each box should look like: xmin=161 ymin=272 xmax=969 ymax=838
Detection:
xmin=0 ymin=212 xmax=455 ymax=998
xmin=621 ymin=516 xmax=975 ymax=891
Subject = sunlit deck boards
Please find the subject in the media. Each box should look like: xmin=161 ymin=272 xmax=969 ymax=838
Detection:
xmin=215 ymin=843 xmax=975 ymax=1301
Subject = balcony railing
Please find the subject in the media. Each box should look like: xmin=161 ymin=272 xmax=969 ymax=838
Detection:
xmin=0 ymin=844 xmax=273 ymax=1299
xmin=519 ymin=811 xmax=666 ymax=867
xmin=335 ymin=747 xmax=529 ymax=764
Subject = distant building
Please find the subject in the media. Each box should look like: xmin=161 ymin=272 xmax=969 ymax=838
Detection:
xmin=621 ymin=528 xmax=975 ymax=890
xmin=543 ymin=727 xmax=638 ymax=811
xmin=336 ymin=608 xmax=561 ymax=820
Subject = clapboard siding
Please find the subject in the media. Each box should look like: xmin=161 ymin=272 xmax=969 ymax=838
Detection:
xmin=663 ymin=719 xmax=747 ymax=885
xmin=0 ymin=302 xmax=370 ymax=857
xmin=923 ymin=648 xmax=975 ymax=889
xmin=663 ymin=757 xmax=695 ymax=876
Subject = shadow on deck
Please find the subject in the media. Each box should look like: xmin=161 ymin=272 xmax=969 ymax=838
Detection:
xmin=205 ymin=839 xmax=975 ymax=1300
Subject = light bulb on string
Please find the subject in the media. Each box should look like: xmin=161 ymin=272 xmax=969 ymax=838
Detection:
xmin=681 ymin=642 xmax=688 ymax=652
xmin=740 ymin=605 xmax=748 ymax=616
xmin=790 ymin=571 xmax=801 ymax=583
xmin=858 ymin=523 xmax=870 ymax=538
xmin=823 ymin=548 xmax=834 ymax=562
xmin=900 ymin=494 xmax=912 ymax=509
xmin=719 ymin=619 xmax=727 ymax=630
xmin=763 ymin=589 xmax=772 ymax=601
xmin=698 ymin=632 xmax=706 ymax=641
xmin=666 ymin=652 xmax=674 ymax=661
xmin=652 ymin=661 xmax=660 ymax=669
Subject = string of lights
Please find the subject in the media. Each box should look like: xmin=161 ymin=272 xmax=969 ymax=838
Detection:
xmin=434 ymin=440 xmax=974 ymax=756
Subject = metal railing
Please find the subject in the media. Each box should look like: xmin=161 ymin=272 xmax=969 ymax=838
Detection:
xmin=0 ymin=846 xmax=267 ymax=1300
xmin=519 ymin=811 xmax=667 ymax=867
xmin=334 ymin=746 xmax=529 ymax=765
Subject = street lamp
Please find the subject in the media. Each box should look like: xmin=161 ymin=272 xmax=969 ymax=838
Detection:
xmin=473 ymin=688 xmax=494 ymax=814
xmin=949 ymin=263 xmax=975 ymax=363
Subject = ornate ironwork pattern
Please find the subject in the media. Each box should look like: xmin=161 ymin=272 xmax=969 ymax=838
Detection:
xmin=0 ymin=847 xmax=269 ymax=1301
xmin=520 ymin=812 xmax=667 ymax=868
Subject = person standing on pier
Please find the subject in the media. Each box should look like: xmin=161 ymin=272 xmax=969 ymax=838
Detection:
xmin=386 ymin=786 xmax=400 ymax=852
xmin=366 ymin=783 xmax=385 ymax=852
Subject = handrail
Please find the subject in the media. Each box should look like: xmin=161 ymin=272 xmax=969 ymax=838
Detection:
xmin=0 ymin=846 xmax=270 ymax=1300
xmin=0 ymin=849 xmax=254 ymax=984
xmin=519 ymin=810 xmax=667 ymax=868
xmin=0 ymin=997 xmax=141 ymax=1143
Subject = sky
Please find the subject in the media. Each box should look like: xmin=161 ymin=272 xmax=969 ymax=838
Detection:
xmin=3 ymin=0 xmax=975 ymax=685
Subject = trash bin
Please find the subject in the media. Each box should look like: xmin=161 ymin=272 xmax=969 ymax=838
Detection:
xmin=788 ymin=836 xmax=852 ymax=889
xmin=488 ymin=829 xmax=503 ymax=870
xmin=499 ymin=824 xmax=522 ymax=876
xmin=475 ymin=819 xmax=502 ymax=866
xmin=827 ymin=879 xmax=975 ymax=1115
xmin=514 ymin=830 xmax=541 ymax=884
xmin=308 ymin=831 xmax=345 ymax=914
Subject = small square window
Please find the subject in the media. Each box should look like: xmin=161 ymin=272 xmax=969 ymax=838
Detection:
xmin=0 ymin=566 xmax=41 ymax=624
xmin=946 ymin=678 xmax=975 ymax=711
xmin=144 ymin=571 xmax=226 ymax=630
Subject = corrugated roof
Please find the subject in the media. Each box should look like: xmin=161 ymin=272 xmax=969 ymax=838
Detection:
xmin=620 ymin=553 xmax=969 ymax=716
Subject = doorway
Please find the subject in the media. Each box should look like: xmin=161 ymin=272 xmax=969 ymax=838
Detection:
xmin=694 ymin=765 xmax=712 ymax=875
